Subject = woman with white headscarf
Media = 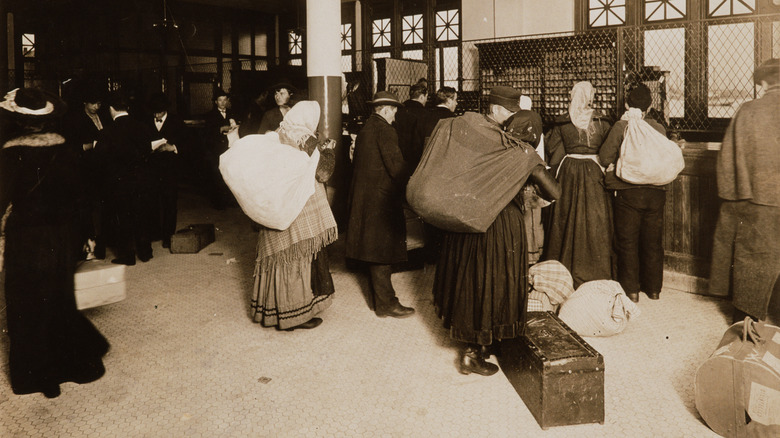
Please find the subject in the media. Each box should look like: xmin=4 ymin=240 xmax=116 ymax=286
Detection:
xmin=250 ymin=101 xmax=338 ymax=331
xmin=544 ymin=81 xmax=614 ymax=288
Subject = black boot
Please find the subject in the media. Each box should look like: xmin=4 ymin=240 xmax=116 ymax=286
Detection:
xmin=458 ymin=345 xmax=498 ymax=376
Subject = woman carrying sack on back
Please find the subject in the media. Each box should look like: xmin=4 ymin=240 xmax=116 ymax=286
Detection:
xmin=544 ymin=81 xmax=615 ymax=289
xmin=598 ymin=84 xmax=671 ymax=303
xmin=250 ymin=101 xmax=338 ymax=331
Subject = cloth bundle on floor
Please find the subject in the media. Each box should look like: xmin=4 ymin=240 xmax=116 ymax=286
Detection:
xmin=406 ymin=112 xmax=542 ymax=233
xmin=219 ymin=132 xmax=320 ymax=230
xmin=558 ymin=280 xmax=640 ymax=337
xmin=616 ymin=108 xmax=684 ymax=185
xmin=527 ymin=260 xmax=575 ymax=312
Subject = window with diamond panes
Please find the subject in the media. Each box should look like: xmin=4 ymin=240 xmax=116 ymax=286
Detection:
xmin=288 ymin=31 xmax=302 ymax=55
xmin=373 ymin=18 xmax=391 ymax=48
xmin=645 ymin=0 xmax=686 ymax=21
xmin=708 ymin=0 xmax=755 ymax=17
xmin=435 ymin=9 xmax=460 ymax=42
xmin=708 ymin=22 xmax=755 ymax=118
xmin=22 ymin=34 xmax=35 ymax=58
xmin=402 ymin=14 xmax=424 ymax=45
xmin=341 ymin=24 xmax=353 ymax=51
xmin=589 ymin=0 xmax=626 ymax=27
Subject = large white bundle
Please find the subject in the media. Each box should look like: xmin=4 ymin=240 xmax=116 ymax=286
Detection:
xmin=219 ymin=132 xmax=319 ymax=230
xmin=558 ymin=280 xmax=640 ymax=337
xmin=616 ymin=108 xmax=685 ymax=185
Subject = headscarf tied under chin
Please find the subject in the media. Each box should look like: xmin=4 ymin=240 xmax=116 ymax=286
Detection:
xmin=278 ymin=100 xmax=321 ymax=147
xmin=568 ymin=81 xmax=595 ymax=132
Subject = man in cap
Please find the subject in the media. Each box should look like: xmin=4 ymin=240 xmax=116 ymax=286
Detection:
xmin=146 ymin=92 xmax=185 ymax=248
xmin=709 ymin=58 xmax=780 ymax=325
xmin=346 ymin=90 xmax=415 ymax=318
xmin=599 ymin=84 xmax=667 ymax=303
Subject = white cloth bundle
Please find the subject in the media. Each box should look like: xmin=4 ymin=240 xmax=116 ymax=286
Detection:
xmin=616 ymin=108 xmax=684 ymax=185
xmin=219 ymin=132 xmax=319 ymax=230
xmin=558 ymin=280 xmax=640 ymax=337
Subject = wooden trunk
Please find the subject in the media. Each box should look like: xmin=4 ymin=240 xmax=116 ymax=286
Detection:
xmin=170 ymin=224 xmax=216 ymax=254
xmin=499 ymin=311 xmax=605 ymax=429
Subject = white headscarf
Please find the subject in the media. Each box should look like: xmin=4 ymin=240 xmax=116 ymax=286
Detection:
xmin=568 ymin=81 xmax=595 ymax=132
xmin=278 ymin=101 xmax=321 ymax=147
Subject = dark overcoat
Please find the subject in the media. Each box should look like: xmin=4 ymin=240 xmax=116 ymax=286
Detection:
xmin=346 ymin=112 xmax=411 ymax=264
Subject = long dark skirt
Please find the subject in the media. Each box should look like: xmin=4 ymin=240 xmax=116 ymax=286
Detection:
xmin=545 ymin=157 xmax=615 ymax=288
xmin=4 ymin=223 xmax=109 ymax=396
xmin=432 ymin=202 xmax=528 ymax=346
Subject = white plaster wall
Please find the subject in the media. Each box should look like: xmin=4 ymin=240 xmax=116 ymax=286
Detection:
xmin=462 ymin=0 xmax=575 ymax=40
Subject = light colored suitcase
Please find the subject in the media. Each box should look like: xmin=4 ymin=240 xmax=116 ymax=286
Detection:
xmin=74 ymin=260 xmax=126 ymax=310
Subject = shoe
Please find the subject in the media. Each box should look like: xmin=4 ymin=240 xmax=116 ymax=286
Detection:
xmin=645 ymin=291 xmax=660 ymax=300
xmin=626 ymin=292 xmax=639 ymax=303
xmin=42 ymin=385 xmax=61 ymax=399
xmin=375 ymin=302 xmax=415 ymax=318
xmin=162 ymin=239 xmax=171 ymax=249
xmin=111 ymin=257 xmax=136 ymax=266
xmin=459 ymin=346 xmax=499 ymax=376
xmin=281 ymin=317 xmax=323 ymax=331
xmin=138 ymin=253 xmax=153 ymax=262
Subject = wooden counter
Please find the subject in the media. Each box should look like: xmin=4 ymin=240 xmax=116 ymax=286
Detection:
xmin=662 ymin=142 xmax=721 ymax=294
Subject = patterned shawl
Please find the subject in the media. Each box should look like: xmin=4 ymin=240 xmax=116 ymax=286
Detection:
xmin=254 ymin=100 xmax=337 ymax=275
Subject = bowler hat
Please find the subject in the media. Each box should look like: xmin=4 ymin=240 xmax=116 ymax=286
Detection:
xmin=754 ymin=58 xmax=780 ymax=85
xmin=488 ymin=86 xmax=521 ymax=112
xmin=367 ymin=91 xmax=402 ymax=107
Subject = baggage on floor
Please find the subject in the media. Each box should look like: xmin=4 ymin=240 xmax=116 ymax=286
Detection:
xmin=695 ymin=318 xmax=780 ymax=438
xmin=74 ymin=260 xmax=126 ymax=310
xmin=499 ymin=311 xmax=605 ymax=429
xmin=170 ymin=224 xmax=216 ymax=254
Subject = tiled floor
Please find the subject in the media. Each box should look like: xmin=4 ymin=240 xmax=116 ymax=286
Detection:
xmin=1 ymin=189 xmax=730 ymax=437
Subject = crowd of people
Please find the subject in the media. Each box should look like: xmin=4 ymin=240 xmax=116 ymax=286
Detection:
xmin=2 ymin=57 xmax=778 ymax=397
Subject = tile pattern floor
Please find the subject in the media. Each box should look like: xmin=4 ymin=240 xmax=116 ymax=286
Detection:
xmin=0 ymin=190 xmax=730 ymax=437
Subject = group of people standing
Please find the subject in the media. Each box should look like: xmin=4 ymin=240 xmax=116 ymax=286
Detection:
xmin=341 ymin=79 xmax=676 ymax=377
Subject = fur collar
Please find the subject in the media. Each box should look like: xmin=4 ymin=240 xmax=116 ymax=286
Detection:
xmin=3 ymin=132 xmax=66 ymax=149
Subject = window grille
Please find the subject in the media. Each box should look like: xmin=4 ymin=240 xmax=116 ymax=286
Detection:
xmin=645 ymin=0 xmax=687 ymax=22
xmin=435 ymin=9 xmax=460 ymax=41
xmin=372 ymin=18 xmax=391 ymax=47
xmin=403 ymin=14 xmax=424 ymax=45
xmin=589 ymin=0 xmax=626 ymax=27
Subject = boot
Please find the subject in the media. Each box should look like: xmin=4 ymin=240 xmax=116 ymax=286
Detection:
xmin=458 ymin=345 xmax=498 ymax=376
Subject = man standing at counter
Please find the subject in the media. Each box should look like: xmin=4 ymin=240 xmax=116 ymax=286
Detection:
xmin=709 ymin=58 xmax=780 ymax=325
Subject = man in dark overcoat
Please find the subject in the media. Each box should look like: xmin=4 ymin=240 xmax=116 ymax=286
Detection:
xmin=394 ymin=81 xmax=429 ymax=169
xmin=203 ymin=89 xmax=237 ymax=209
xmin=346 ymin=91 xmax=415 ymax=319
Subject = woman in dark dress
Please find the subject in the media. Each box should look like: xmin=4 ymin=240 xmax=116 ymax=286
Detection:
xmin=0 ymin=88 xmax=109 ymax=398
xmin=544 ymin=81 xmax=614 ymax=288
xmin=432 ymin=93 xmax=560 ymax=376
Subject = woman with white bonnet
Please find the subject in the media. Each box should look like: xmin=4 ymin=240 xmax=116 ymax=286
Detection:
xmin=250 ymin=100 xmax=338 ymax=331
xmin=544 ymin=81 xmax=614 ymax=288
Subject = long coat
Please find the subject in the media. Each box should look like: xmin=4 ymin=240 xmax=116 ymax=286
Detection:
xmin=346 ymin=112 xmax=411 ymax=264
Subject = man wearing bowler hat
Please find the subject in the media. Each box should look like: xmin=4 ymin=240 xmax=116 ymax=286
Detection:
xmin=346 ymin=91 xmax=415 ymax=318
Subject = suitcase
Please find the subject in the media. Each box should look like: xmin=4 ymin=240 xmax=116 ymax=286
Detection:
xmin=74 ymin=260 xmax=126 ymax=310
xmin=695 ymin=318 xmax=780 ymax=438
xmin=499 ymin=311 xmax=605 ymax=429
xmin=170 ymin=223 xmax=216 ymax=254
